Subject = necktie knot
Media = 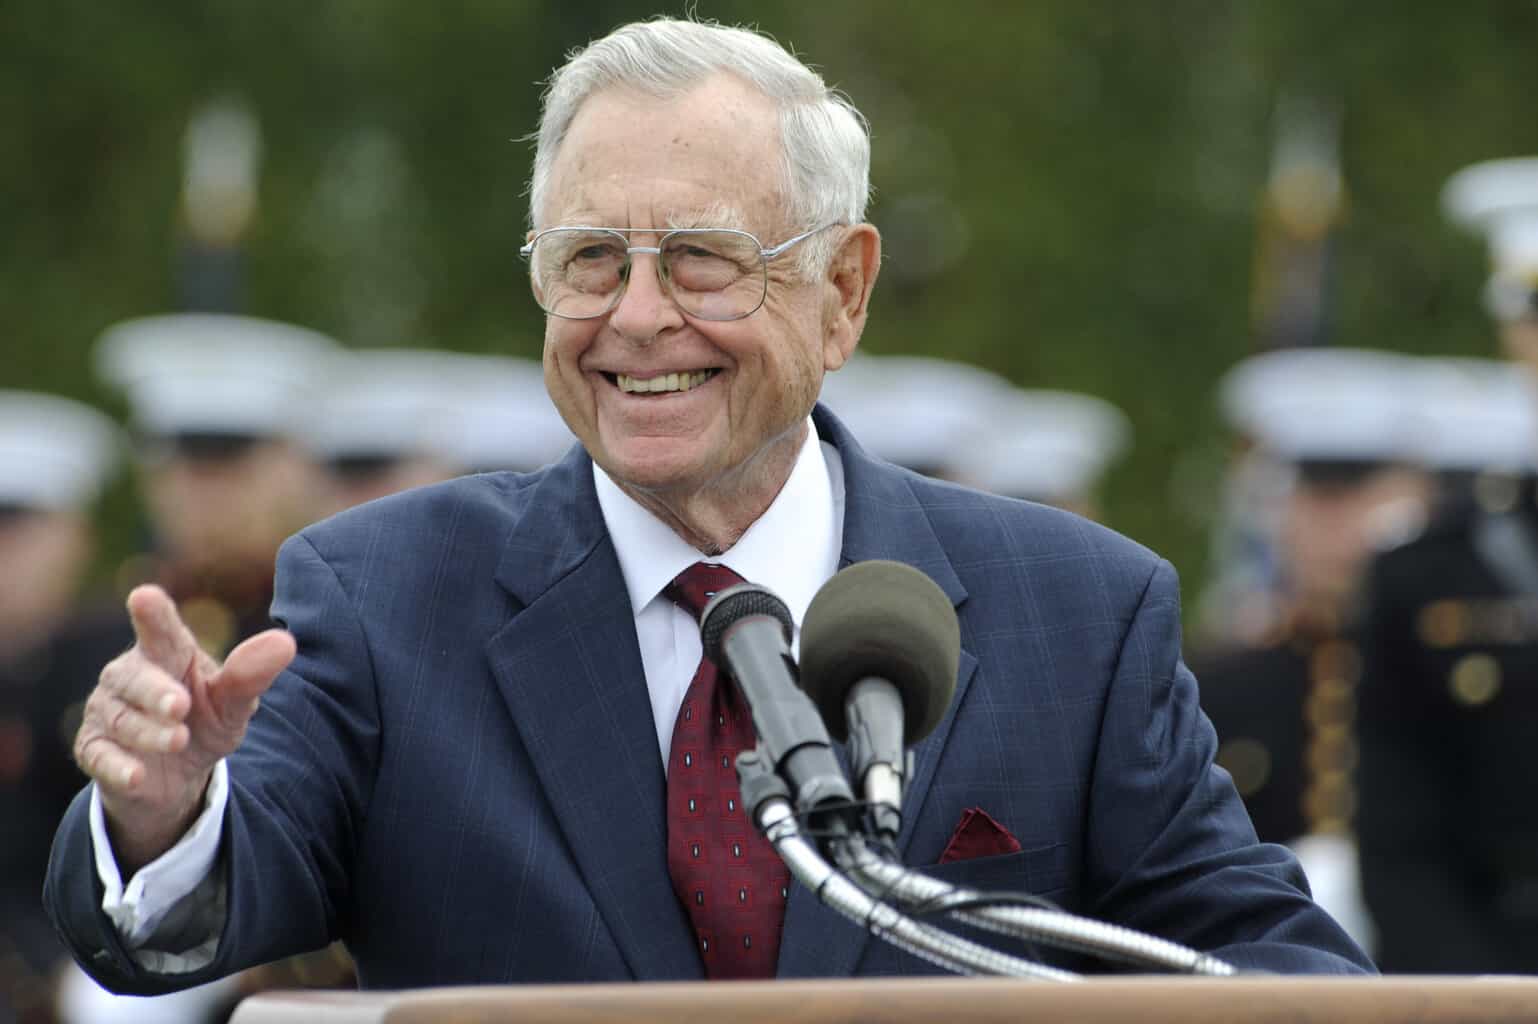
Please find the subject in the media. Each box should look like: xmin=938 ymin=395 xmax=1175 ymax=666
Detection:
xmin=664 ymin=562 xmax=746 ymax=623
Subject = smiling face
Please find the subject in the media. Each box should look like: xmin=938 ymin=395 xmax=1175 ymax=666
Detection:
xmin=536 ymin=75 xmax=855 ymax=517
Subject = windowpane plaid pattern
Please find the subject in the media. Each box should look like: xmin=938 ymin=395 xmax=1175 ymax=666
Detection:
xmin=663 ymin=563 xmax=790 ymax=978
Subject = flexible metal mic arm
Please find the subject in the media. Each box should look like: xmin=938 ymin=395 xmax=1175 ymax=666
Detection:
xmin=736 ymin=751 xmax=1079 ymax=981
xmin=838 ymin=835 xmax=1238 ymax=976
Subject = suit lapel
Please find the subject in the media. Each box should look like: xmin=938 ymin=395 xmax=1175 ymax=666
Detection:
xmin=485 ymin=448 xmax=701 ymax=980
xmin=777 ymin=407 xmax=980 ymax=978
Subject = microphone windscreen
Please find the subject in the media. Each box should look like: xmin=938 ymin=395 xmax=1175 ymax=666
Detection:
xmin=700 ymin=582 xmax=794 ymax=666
xmin=799 ymin=560 xmax=959 ymax=744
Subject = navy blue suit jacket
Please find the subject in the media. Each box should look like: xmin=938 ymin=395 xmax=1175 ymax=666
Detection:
xmin=47 ymin=406 xmax=1372 ymax=990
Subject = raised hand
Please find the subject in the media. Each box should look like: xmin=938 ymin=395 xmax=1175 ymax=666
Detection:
xmin=74 ymin=584 xmax=296 ymax=874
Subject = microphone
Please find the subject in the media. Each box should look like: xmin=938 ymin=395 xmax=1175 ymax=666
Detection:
xmin=798 ymin=560 xmax=960 ymax=838
xmin=699 ymin=583 xmax=856 ymax=831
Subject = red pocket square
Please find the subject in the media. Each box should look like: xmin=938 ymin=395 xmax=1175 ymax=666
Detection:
xmin=937 ymin=807 xmax=1023 ymax=864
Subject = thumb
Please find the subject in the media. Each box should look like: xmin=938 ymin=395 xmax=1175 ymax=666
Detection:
xmin=209 ymin=628 xmax=297 ymax=704
xmin=126 ymin=584 xmax=207 ymax=679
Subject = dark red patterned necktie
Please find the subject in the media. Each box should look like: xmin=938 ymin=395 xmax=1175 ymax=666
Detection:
xmin=664 ymin=562 xmax=791 ymax=979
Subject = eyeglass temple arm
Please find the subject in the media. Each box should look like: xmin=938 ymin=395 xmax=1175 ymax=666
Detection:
xmin=761 ymin=222 xmax=839 ymax=258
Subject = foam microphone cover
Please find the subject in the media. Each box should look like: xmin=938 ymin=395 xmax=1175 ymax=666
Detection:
xmin=799 ymin=560 xmax=960 ymax=744
xmin=700 ymin=583 xmax=795 ymax=665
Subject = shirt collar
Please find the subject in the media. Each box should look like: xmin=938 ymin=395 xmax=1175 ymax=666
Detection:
xmin=593 ymin=418 xmax=840 ymax=628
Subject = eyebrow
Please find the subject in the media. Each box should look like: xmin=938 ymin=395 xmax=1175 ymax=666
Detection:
xmin=663 ymin=201 xmax=749 ymax=232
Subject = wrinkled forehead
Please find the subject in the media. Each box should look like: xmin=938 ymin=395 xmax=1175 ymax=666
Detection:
xmin=548 ymin=199 xmax=755 ymax=235
xmin=539 ymin=79 xmax=788 ymax=232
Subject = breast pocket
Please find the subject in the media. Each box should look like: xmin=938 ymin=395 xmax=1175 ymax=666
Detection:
xmin=917 ymin=842 xmax=1072 ymax=902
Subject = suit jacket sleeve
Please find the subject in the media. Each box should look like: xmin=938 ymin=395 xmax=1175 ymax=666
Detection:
xmin=1082 ymin=559 xmax=1373 ymax=973
xmin=45 ymin=532 xmax=380 ymax=995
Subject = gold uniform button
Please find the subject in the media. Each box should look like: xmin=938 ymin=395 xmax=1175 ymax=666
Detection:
xmin=1417 ymin=600 xmax=1468 ymax=649
xmin=1305 ymin=734 xmax=1359 ymax=776
xmin=1302 ymin=773 xmax=1357 ymax=827
xmin=1311 ymin=642 xmax=1362 ymax=686
xmin=1448 ymin=654 xmax=1502 ymax=707
xmin=1305 ymin=691 xmax=1355 ymax=731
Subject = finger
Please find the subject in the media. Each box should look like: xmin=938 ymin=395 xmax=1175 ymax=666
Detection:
xmin=74 ymin=733 xmax=146 ymax=791
xmin=102 ymin=656 xmax=192 ymax=722
xmin=126 ymin=585 xmax=205 ymax=680
xmin=209 ymin=629 xmax=296 ymax=703
xmin=99 ymin=692 xmax=189 ymax=754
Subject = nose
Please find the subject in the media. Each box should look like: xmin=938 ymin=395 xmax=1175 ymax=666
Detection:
xmin=607 ymin=251 xmax=685 ymax=343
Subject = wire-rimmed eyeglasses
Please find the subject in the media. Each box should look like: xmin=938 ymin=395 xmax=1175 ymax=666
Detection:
xmin=519 ymin=223 xmax=839 ymax=321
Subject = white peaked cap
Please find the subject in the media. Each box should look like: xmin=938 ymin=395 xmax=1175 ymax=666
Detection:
xmin=305 ymin=348 xmax=489 ymax=460
xmin=0 ymin=391 xmax=125 ymax=508
xmin=1407 ymin=357 xmax=1538 ymax=472
xmin=959 ymin=390 xmax=1132 ymax=501
xmin=428 ymin=355 xmax=576 ymax=472
xmin=1486 ymin=210 xmax=1538 ymax=274
xmin=1442 ymin=158 xmax=1538 ymax=271
xmin=1219 ymin=347 xmax=1423 ymax=463
xmin=94 ymin=314 xmax=341 ymax=439
xmin=818 ymin=354 xmax=1015 ymax=472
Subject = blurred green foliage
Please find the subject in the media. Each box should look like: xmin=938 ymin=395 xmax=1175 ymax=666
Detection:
xmin=5 ymin=1 xmax=1538 ymax=612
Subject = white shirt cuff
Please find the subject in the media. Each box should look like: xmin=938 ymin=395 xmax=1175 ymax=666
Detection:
xmin=91 ymin=759 xmax=229 ymax=948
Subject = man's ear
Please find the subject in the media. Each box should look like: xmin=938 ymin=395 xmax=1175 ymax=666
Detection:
xmin=822 ymin=223 xmax=882 ymax=371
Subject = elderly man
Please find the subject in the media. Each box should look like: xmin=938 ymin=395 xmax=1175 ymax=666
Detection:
xmin=48 ymin=18 xmax=1371 ymax=993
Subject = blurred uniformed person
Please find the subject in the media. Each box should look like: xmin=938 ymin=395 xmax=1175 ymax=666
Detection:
xmin=51 ymin=317 xmax=339 ymax=1022
xmin=1355 ymin=162 xmax=1538 ymax=973
xmin=72 ymin=315 xmax=362 ymax=1020
xmin=93 ymin=314 xmax=337 ymax=659
xmin=817 ymin=353 xmax=1014 ymax=481
xmin=305 ymin=348 xmax=477 ymax=518
xmin=957 ymin=388 xmax=1130 ymax=521
xmin=427 ymin=355 xmax=576 ymax=476
xmin=1193 ymin=346 xmax=1435 ymax=956
xmin=307 ymin=349 xmax=577 ymax=518
xmin=0 ymin=392 xmax=126 ymax=1024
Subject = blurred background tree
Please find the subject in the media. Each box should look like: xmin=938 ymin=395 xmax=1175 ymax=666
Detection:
xmin=4 ymin=0 xmax=1537 ymax=615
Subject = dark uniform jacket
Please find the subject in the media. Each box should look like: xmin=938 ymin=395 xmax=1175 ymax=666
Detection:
xmin=1358 ymin=490 xmax=1538 ymax=973
xmin=1195 ymin=630 xmax=1361 ymax=848
xmin=1 ymin=607 xmax=133 ymax=1021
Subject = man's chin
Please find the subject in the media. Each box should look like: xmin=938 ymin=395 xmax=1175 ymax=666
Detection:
xmin=595 ymin=443 xmax=714 ymax=496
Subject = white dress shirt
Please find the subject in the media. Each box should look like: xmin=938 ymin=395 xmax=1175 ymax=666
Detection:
xmin=595 ymin=421 xmax=844 ymax=766
xmin=90 ymin=418 xmax=845 ymax=963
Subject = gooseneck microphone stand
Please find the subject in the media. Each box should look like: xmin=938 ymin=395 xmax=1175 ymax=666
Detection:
xmin=738 ymin=738 xmax=1242 ymax=977
xmin=736 ymin=752 xmax=1078 ymax=981
xmin=839 ymin=835 xmax=1237 ymax=976
xmin=738 ymin=747 xmax=1239 ymax=979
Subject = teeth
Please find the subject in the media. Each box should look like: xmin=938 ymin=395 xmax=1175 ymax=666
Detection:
xmin=616 ymin=370 xmax=714 ymax=394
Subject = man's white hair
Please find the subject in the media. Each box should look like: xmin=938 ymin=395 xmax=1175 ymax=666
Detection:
xmin=528 ymin=17 xmax=871 ymax=273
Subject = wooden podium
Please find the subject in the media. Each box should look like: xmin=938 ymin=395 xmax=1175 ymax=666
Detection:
xmin=229 ymin=976 xmax=1538 ymax=1023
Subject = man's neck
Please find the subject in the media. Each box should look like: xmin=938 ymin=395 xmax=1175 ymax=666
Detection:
xmin=615 ymin=421 xmax=809 ymax=554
